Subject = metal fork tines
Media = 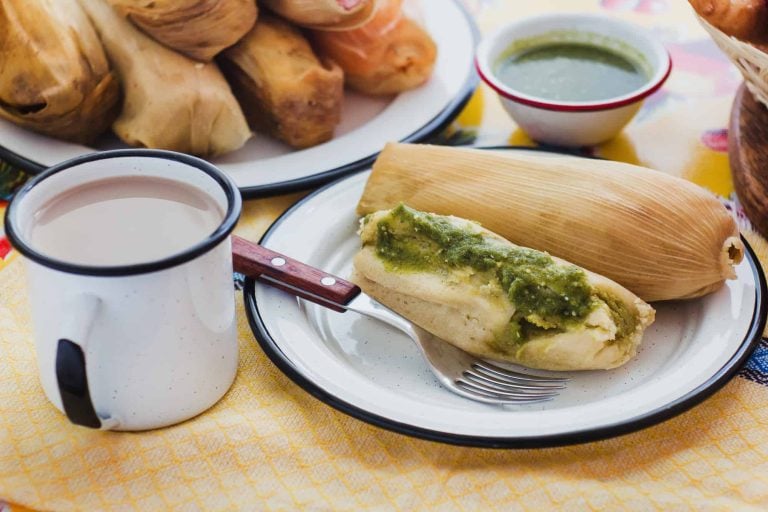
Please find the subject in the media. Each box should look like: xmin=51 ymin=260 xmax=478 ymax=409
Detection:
xmin=343 ymin=293 xmax=568 ymax=405
xmin=456 ymin=361 xmax=566 ymax=404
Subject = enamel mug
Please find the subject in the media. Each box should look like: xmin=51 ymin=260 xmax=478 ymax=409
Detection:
xmin=4 ymin=150 xmax=242 ymax=431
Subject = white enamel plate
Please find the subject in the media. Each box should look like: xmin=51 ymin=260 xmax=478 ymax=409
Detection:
xmin=244 ymin=159 xmax=767 ymax=447
xmin=0 ymin=0 xmax=477 ymax=197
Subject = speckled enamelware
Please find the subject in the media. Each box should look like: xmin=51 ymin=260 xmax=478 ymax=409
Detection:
xmin=244 ymin=153 xmax=766 ymax=447
xmin=0 ymin=0 xmax=478 ymax=198
xmin=5 ymin=150 xmax=242 ymax=431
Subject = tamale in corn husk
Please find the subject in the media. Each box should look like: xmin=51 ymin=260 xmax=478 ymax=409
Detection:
xmin=78 ymin=0 xmax=251 ymax=157
xmin=354 ymin=206 xmax=655 ymax=371
xmin=108 ymin=0 xmax=258 ymax=61
xmin=262 ymin=0 xmax=375 ymax=30
xmin=219 ymin=14 xmax=343 ymax=149
xmin=357 ymin=144 xmax=744 ymax=302
xmin=0 ymin=0 xmax=120 ymax=144
xmin=312 ymin=0 xmax=436 ymax=95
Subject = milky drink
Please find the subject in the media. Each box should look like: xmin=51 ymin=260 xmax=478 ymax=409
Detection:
xmin=27 ymin=176 xmax=224 ymax=266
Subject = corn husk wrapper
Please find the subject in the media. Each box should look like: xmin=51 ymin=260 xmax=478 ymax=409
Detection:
xmin=78 ymin=0 xmax=251 ymax=157
xmin=262 ymin=0 xmax=375 ymax=30
xmin=0 ymin=0 xmax=120 ymax=144
xmin=219 ymin=15 xmax=343 ymax=149
xmin=312 ymin=0 xmax=436 ymax=95
xmin=108 ymin=0 xmax=258 ymax=61
xmin=357 ymin=144 xmax=744 ymax=302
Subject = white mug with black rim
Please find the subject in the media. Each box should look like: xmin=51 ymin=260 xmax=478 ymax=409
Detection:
xmin=4 ymin=150 xmax=242 ymax=431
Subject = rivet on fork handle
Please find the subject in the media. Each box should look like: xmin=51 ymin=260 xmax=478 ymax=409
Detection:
xmin=232 ymin=235 xmax=361 ymax=312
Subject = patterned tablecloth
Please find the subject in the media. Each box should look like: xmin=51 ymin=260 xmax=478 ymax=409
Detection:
xmin=3 ymin=0 xmax=768 ymax=510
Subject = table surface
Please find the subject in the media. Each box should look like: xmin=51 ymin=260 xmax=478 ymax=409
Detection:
xmin=3 ymin=1 xmax=768 ymax=511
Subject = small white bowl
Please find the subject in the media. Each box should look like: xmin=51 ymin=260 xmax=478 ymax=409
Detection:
xmin=475 ymin=13 xmax=672 ymax=147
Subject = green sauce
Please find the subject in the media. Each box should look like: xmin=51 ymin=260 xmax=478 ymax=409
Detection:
xmin=496 ymin=42 xmax=647 ymax=102
xmin=368 ymin=205 xmax=597 ymax=345
xmin=596 ymin=291 xmax=635 ymax=340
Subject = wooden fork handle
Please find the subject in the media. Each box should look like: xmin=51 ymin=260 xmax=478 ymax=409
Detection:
xmin=231 ymin=235 xmax=361 ymax=312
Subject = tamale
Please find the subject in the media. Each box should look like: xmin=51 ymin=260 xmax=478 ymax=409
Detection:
xmin=108 ymin=0 xmax=258 ymax=61
xmin=78 ymin=0 xmax=251 ymax=157
xmin=312 ymin=0 xmax=437 ymax=95
xmin=354 ymin=206 xmax=655 ymax=371
xmin=262 ymin=0 xmax=375 ymax=30
xmin=219 ymin=14 xmax=344 ymax=149
xmin=0 ymin=0 xmax=120 ymax=144
xmin=357 ymin=144 xmax=743 ymax=302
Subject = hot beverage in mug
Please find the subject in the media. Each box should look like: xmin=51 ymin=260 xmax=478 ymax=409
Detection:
xmin=5 ymin=150 xmax=242 ymax=431
xmin=29 ymin=176 xmax=224 ymax=266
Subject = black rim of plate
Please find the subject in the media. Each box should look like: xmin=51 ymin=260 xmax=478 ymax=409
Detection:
xmin=0 ymin=0 xmax=480 ymax=200
xmin=243 ymin=149 xmax=768 ymax=448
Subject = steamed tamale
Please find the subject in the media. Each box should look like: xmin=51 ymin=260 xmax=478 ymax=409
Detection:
xmin=108 ymin=0 xmax=258 ymax=61
xmin=261 ymin=0 xmax=375 ymax=30
xmin=78 ymin=0 xmax=251 ymax=157
xmin=312 ymin=0 xmax=437 ymax=95
xmin=219 ymin=14 xmax=343 ymax=149
xmin=354 ymin=206 xmax=655 ymax=371
xmin=0 ymin=0 xmax=120 ymax=144
xmin=357 ymin=144 xmax=743 ymax=302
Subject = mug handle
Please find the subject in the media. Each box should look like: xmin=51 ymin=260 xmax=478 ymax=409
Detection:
xmin=55 ymin=294 xmax=119 ymax=430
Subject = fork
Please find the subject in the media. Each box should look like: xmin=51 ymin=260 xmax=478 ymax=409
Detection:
xmin=232 ymin=236 xmax=567 ymax=405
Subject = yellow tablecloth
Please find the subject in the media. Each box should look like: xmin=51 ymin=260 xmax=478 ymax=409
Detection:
xmin=3 ymin=1 xmax=768 ymax=511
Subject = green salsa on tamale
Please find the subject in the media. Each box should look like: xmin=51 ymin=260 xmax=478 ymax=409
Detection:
xmin=372 ymin=204 xmax=600 ymax=344
xmin=354 ymin=206 xmax=655 ymax=370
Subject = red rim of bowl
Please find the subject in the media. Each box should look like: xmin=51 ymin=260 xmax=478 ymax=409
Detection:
xmin=475 ymin=51 xmax=673 ymax=112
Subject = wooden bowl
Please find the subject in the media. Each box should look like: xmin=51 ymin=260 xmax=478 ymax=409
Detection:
xmin=729 ymin=83 xmax=768 ymax=238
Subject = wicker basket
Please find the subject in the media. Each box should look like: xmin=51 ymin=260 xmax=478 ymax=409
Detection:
xmin=699 ymin=16 xmax=768 ymax=108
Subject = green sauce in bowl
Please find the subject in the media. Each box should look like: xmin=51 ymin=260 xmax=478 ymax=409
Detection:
xmin=496 ymin=41 xmax=649 ymax=102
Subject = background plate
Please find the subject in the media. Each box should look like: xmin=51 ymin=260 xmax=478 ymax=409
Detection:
xmin=244 ymin=160 xmax=767 ymax=447
xmin=0 ymin=0 xmax=478 ymax=198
